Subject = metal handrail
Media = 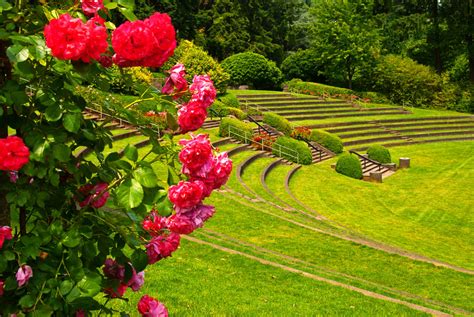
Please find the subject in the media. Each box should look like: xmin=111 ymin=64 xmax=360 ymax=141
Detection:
xmin=247 ymin=115 xmax=273 ymax=135
xmin=349 ymin=150 xmax=383 ymax=171
xmin=227 ymin=125 xmax=300 ymax=164
xmin=303 ymin=139 xmax=323 ymax=162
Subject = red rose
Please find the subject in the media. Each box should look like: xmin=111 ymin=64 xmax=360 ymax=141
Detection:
xmin=103 ymin=258 xmax=125 ymax=280
xmin=177 ymin=102 xmax=207 ymax=133
xmin=104 ymin=283 xmax=128 ymax=298
xmin=81 ymin=0 xmax=104 ymax=16
xmin=44 ymin=14 xmax=107 ymax=63
xmin=0 ymin=136 xmax=30 ymax=171
xmin=174 ymin=204 xmax=215 ymax=229
xmin=77 ymin=182 xmax=109 ymax=208
xmin=168 ymin=180 xmax=204 ymax=209
xmin=142 ymin=211 xmax=167 ymax=236
xmin=178 ymin=134 xmax=213 ymax=177
xmin=138 ymin=295 xmax=168 ymax=317
xmin=146 ymin=233 xmax=180 ymax=264
xmin=0 ymin=226 xmax=13 ymax=250
xmin=166 ymin=214 xmax=195 ymax=235
xmin=0 ymin=280 xmax=4 ymax=296
xmin=112 ymin=13 xmax=176 ymax=68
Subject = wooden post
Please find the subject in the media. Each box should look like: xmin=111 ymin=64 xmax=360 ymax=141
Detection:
xmin=399 ymin=158 xmax=411 ymax=169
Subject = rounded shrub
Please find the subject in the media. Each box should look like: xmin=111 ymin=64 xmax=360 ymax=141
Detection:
xmin=221 ymin=52 xmax=284 ymax=90
xmin=162 ymin=40 xmax=230 ymax=94
xmin=372 ymin=55 xmax=443 ymax=108
xmin=263 ymin=112 xmax=292 ymax=135
xmin=310 ymin=130 xmax=344 ymax=154
xmin=367 ymin=145 xmax=391 ymax=164
xmin=336 ymin=154 xmax=363 ymax=179
xmin=272 ymin=136 xmax=312 ymax=165
xmin=219 ymin=117 xmax=253 ymax=144
xmin=218 ymin=92 xmax=240 ymax=108
xmin=281 ymin=50 xmax=325 ymax=82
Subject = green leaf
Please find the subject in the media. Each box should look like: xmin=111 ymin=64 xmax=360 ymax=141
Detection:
xmin=104 ymin=2 xmax=118 ymax=9
xmin=19 ymin=294 xmax=35 ymax=309
xmin=63 ymin=113 xmax=82 ymax=133
xmin=118 ymin=7 xmax=137 ymax=21
xmin=115 ymin=179 xmax=144 ymax=209
xmin=52 ymin=144 xmax=71 ymax=162
xmin=124 ymin=144 xmax=138 ymax=162
xmin=77 ymin=273 xmax=102 ymax=297
xmin=133 ymin=166 xmax=158 ymax=188
xmin=31 ymin=306 xmax=54 ymax=317
xmin=59 ymin=280 xmax=74 ymax=296
xmin=131 ymin=249 xmax=148 ymax=272
xmin=6 ymin=45 xmax=29 ymax=63
xmin=45 ymin=105 xmax=63 ymax=122
xmin=118 ymin=0 xmax=134 ymax=9
xmin=0 ymin=0 xmax=13 ymax=12
xmin=62 ymin=230 xmax=81 ymax=248
xmin=65 ymin=286 xmax=81 ymax=303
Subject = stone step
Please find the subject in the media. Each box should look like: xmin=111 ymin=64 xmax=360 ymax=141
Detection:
xmin=287 ymin=111 xmax=409 ymax=122
xmin=274 ymin=107 xmax=401 ymax=117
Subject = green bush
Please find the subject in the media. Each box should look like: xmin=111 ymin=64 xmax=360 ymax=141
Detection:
xmin=163 ymin=40 xmax=230 ymax=94
xmin=287 ymin=79 xmax=353 ymax=97
xmin=221 ymin=52 xmax=284 ymax=90
xmin=218 ymin=92 xmax=240 ymax=108
xmin=336 ymin=154 xmax=363 ymax=179
xmin=106 ymin=66 xmax=153 ymax=95
xmin=263 ymin=112 xmax=292 ymax=135
xmin=219 ymin=117 xmax=253 ymax=144
xmin=372 ymin=55 xmax=443 ymax=108
xmin=272 ymin=136 xmax=312 ymax=165
xmin=210 ymin=101 xmax=246 ymax=120
xmin=448 ymin=54 xmax=469 ymax=83
xmin=367 ymin=145 xmax=391 ymax=164
xmin=281 ymin=50 xmax=325 ymax=82
xmin=227 ymin=107 xmax=246 ymax=120
xmin=310 ymin=130 xmax=344 ymax=154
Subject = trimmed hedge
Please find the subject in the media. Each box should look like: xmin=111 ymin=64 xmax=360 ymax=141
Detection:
xmin=227 ymin=107 xmax=246 ymax=120
xmin=336 ymin=154 xmax=363 ymax=179
xmin=219 ymin=92 xmax=240 ymax=108
xmin=263 ymin=112 xmax=292 ymax=136
xmin=367 ymin=145 xmax=391 ymax=164
xmin=287 ymin=79 xmax=352 ymax=97
xmin=219 ymin=117 xmax=253 ymax=144
xmin=222 ymin=52 xmax=284 ymax=90
xmin=272 ymin=136 xmax=312 ymax=165
xmin=310 ymin=130 xmax=344 ymax=154
xmin=210 ymin=101 xmax=246 ymax=120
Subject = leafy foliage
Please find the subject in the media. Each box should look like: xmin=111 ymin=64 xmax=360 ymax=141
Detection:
xmin=272 ymin=136 xmax=312 ymax=165
xmin=367 ymin=145 xmax=392 ymax=164
xmin=281 ymin=49 xmax=325 ymax=82
xmin=263 ymin=113 xmax=293 ymax=136
xmin=221 ymin=52 xmax=284 ymax=90
xmin=310 ymin=130 xmax=344 ymax=154
xmin=162 ymin=40 xmax=229 ymax=94
xmin=336 ymin=154 xmax=363 ymax=179
xmin=287 ymin=79 xmax=353 ymax=98
xmin=218 ymin=117 xmax=253 ymax=143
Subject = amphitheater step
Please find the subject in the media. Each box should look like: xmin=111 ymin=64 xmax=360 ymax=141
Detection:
xmin=201 ymin=119 xmax=221 ymax=129
xmin=237 ymin=93 xmax=292 ymax=99
xmin=274 ymin=107 xmax=403 ymax=117
xmin=245 ymin=100 xmax=348 ymax=107
xmin=264 ymin=104 xmax=353 ymax=111
xmin=287 ymin=110 xmax=409 ymax=121
xmin=239 ymin=96 xmax=321 ymax=103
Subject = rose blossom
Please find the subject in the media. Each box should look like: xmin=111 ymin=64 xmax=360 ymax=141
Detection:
xmin=175 ymin=204 xmax=215 ymax=229
xmin=162 ymin=64 xmax=188 ymax=98
xmin=166 ymin=214 xmax=195 ymax=234
xmin=137 ymin=295 xmax=168 ymax=317
xmin=83 ymin=16 xmax=108 ymax=63
xmin=178 ymin=134 xmax=213 ymax=177
xmin=0 ymin=280 xmax=4 ymax=296
xmin=142 ymin=211 xmax=167 ymax=236
xmin=16 ymin=265 xmax=33 ymax=287
xmin=104 ymin=283 xmax=127 ymax=298
xmin=0 ymin=226 xmax=13 ymax=249
xmin=78 ymin=182 xmax=109 ymax=208
xmin=81 ymin=0 xmax=104 ymax=16
xmin=0 ymin=136 xmax=30 ymax=171
xmin=189 ymin=75 xmax=217 ymax=109
xmin=168 ymin=180 xmax=204 ymax=209
xmin=127 ymin=269 xmax=145 ymax=292
xmin=146 ymin=233 xmax=180 ymax=264
xmin=112 ymin=13 xmax=176 ymax=68
xmin=177 ymin=102 xmax=207 ymax=133
xmin=103 ymin=258 xmax=125 ymax=280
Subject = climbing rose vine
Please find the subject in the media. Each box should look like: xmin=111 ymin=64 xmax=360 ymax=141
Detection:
xmin=0 ymin=1 xmax=231 ymax=316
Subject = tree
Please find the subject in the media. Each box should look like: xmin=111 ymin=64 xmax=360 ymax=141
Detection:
xmin=310 ymin=0 xmax=381 ymax=89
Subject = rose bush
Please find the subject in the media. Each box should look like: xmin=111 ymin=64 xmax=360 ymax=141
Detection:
xmin=0 ymin=1 xmax=231 ymax=316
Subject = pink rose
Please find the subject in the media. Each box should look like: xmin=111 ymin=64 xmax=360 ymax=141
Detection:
xmin=178 ymin=134 xmax=213 ymax=177
xmin=0 ymin=136 xmax=30 ymax=171
xmin=189 ymin=75 xmax=217 ymax=109
xmin=162 ymin=64 xmax=188 ymax=98
xmin=75 ymin=309 xmax=86 ymax=317
xmin=81 ymin=0 xmax=104 ymax=15
xmin=77 ymin=182 xmax=109 ymax=208
xmin=0 ymin=226 xmax=13 ymax=249
xmin=104 ymin=283 xmax=127 ymax=298
xmin=103 ymin=258 xmax=125 ymax=281
xmin=168 ymin=180 xmax=204 ymax=209
xmin=127 ymin=269 xmax=145 ymax=292
xmin=166 ymin=214 xmax=195 ymax=235
xmin=137 ymin=295 xmax=168 ymax=317
xmin=175 ymin=204 xmax=215 ymax=229
xmin=16 ymin=265 xmax=33 ymax=287
xmin=146 ymin=233 xmax=180 ymax=264
xmin=177 ymin=102 xmax=208 ymax=133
